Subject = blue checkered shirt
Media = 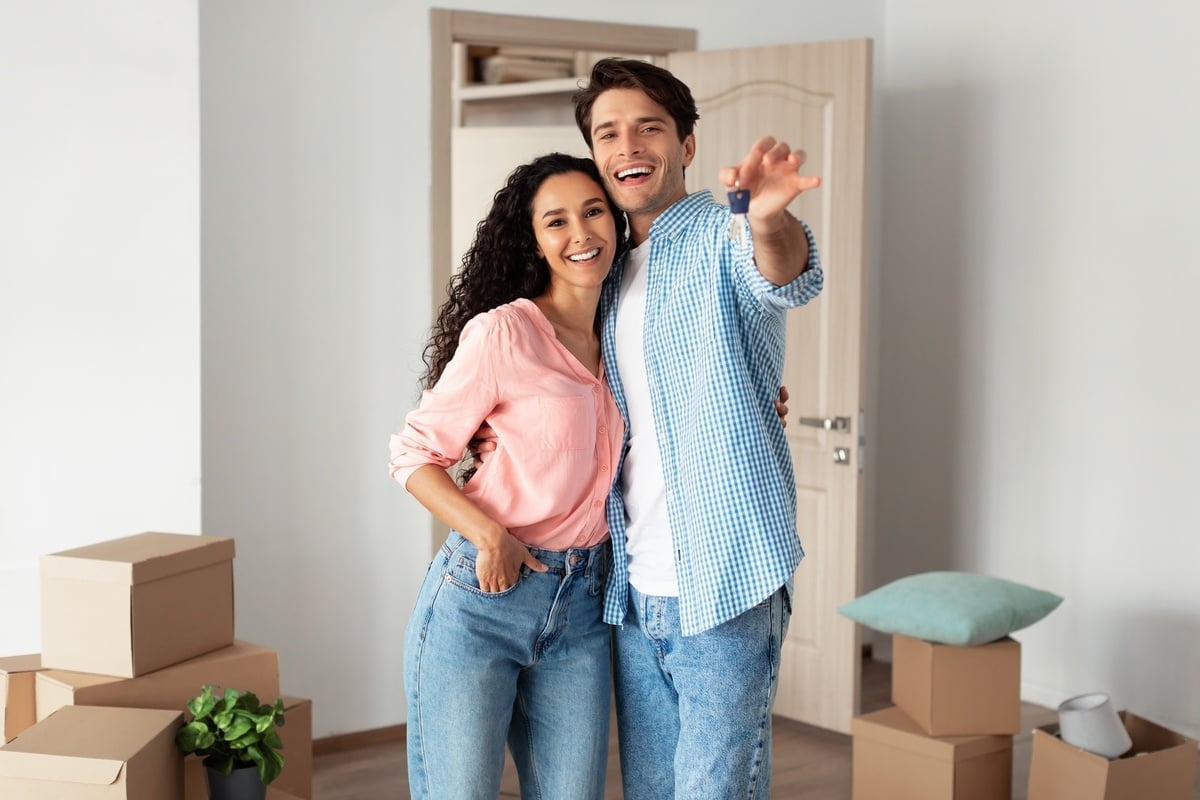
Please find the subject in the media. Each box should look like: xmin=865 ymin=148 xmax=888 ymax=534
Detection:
xmin=599 ymin=190 xmax=824 ymax=635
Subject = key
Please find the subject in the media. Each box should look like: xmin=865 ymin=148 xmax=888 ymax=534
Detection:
xmin=728 ymin=183 xmax=750 ymax=247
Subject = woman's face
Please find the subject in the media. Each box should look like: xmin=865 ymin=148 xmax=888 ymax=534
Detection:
xmin=530 ymin=171 xmax=617 ymax=293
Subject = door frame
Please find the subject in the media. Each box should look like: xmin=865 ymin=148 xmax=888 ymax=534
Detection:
xmin=428 ymin=9 xmax=696 ymax=317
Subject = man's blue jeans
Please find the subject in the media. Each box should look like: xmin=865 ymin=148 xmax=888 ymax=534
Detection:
xmin=613 ymin=583 xmax=791 ymax=800
xmin=404 ymin=531 xmax=611 ymax=800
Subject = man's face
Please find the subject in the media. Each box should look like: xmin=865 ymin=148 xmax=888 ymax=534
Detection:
xmin=588 ymin=88 xmax=695 ymax=222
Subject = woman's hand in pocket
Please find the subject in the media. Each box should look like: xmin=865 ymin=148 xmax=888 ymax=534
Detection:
xmin=475 ymin=530 xmax=548 ymax=592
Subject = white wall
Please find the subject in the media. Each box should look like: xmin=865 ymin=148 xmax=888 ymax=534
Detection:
xmin=0 ymin=2 xmax=200 ymax=652
xmin=198 ymin=0 xmax=885 ymax=737
xmin=877 ymin=0 xmax=1200 ymax=738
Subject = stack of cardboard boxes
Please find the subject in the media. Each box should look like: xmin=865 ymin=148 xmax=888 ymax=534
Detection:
xmin=851 ymin=633 xmax=1199 ymax=799
xmin=0 ymin=532 xmax=313 ymax=800
xmin=851 ymin=634 xmax=1021 ymax=800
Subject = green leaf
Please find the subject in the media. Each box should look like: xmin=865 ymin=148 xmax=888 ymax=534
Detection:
xmin=252 ymin=745 xmax=284 ymax=785
xmin=262 ymin=729 xmax=283 ymax=750
xmin=220 ymin=687 xmax=242 ymax=712
xmin=264 ymin=749 xmax=285 ymax=785
xmin=236 ymin=690 xmax=262 ymax=710
xmin=213 ymin=707 xmax=235 ymax=729
xmin=222 ymin=717 xmax=254 ymax=742
xmin=175 ymin=721 xmax=216 ymax=754
xmin=187 ymin=685 xmax=217 ymax=720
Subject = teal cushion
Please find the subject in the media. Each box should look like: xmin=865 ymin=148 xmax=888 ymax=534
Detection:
xmin=838 ymin=571 xmax=1063 ymax=646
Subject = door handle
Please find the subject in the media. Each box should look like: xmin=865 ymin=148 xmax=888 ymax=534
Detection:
xmin=797 ymin=416 xmax=852 ymax=433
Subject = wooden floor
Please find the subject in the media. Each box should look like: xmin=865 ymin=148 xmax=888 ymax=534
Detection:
xmin=313 ymin=657 xmax=1200 ymax=799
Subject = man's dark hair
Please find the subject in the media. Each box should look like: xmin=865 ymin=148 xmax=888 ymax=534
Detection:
xmin=573 ymin=58 xmax=700 ymax=149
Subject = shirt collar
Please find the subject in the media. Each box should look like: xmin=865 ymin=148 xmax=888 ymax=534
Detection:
xmin=647 ymin=190 xmax=714 ymax=243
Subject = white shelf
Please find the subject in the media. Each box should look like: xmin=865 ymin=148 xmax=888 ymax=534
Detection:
xmin=455 ymin=76 xmax=584 ymax=103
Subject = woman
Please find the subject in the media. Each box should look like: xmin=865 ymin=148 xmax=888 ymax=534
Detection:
xmin=388 ymin=153 xmax=627 ymax=800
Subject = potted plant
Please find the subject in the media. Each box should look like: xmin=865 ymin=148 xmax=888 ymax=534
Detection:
xmin=176 ymin=684 xmax=286 ymax=800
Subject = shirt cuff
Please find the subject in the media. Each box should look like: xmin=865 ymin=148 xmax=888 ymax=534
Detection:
xmin=739 ymin=219 xmax=824 ymax=311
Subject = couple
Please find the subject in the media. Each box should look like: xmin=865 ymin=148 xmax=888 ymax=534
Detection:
xmin=389 ymin=57 xmax=824 ymax=800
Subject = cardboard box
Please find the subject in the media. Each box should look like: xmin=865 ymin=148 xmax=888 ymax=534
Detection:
xmin=36 ymin=640 xmax=279 ymax=722
xmin=1027 ymin=711 xmax=1199 ymax=800
xmin=0 ymin=705 xmax=183 ymax=799
xmin=183 ymin=695 xmax=311 ymax=800
xmin=852 ymin=705 xmax=1013 ymax=800
xmin=41 ymin=532 xmax=236 ymax=677
xmin=892 ymin=634 xmax=1021 ymax=735
xmin=1 ymin=654 xmax=42 ymax=743
xmin=276 ymin=696 xmax=313 ymax=799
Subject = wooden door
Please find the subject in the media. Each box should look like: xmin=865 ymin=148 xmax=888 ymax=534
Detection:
xmin=668 ymin=40 xmax=873 ymax=734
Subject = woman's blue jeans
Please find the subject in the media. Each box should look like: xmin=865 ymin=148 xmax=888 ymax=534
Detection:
xmin=404 ymin=531 xmax=611 ymax=800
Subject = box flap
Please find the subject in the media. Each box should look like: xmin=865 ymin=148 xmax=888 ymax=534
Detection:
xmin=3 ymin=669 xmax=38 ymax=742
xmin=1036 ymin=713 xmax=1198 ymax=761
xmin=1122 ymin=711 xmax=1196 ymax=753
xmin=0 ymin=750 xmax=124 ymax=785
xmin=41 ymin=532 xmax=235 ymax=584
xmin=0 ymin=654 xmax=42 ymax=674
xmin=852 ymin=706 xmax=1012 ymax=761
xmin=1 ymin=706 xmax=181 ymax=765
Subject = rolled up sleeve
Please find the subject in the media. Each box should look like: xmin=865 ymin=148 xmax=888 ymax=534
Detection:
xmin=388 ymin=317 xmax=500 ymax=488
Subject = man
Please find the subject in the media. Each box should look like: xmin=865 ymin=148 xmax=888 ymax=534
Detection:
xmin=573 ymin=58 xmax=824 ymax=799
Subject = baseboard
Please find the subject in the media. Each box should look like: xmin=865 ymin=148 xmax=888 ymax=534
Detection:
xmin=313 ymin=723 xmax=405 ymax=756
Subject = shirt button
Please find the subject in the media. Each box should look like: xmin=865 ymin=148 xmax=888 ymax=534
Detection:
xmin=599 ymin=464 xmax=608 ymax=472
xmin=593 ymin=385 xmax=600 ymax=393
xmin=594 ymin=500 xmax=603 ymax=508
xmin=599 ymin=426 xmax=607 ymax=434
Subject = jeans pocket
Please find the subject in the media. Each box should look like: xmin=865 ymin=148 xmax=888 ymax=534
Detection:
xmin=445 ymin=554 xmax=522 ymax=597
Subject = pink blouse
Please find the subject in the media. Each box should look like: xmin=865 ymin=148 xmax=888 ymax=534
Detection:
xmin=389 ymin=299 xmax=624 ymax=550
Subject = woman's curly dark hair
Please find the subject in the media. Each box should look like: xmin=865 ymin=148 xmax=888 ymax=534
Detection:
xmin=422 ymin=152 xmax=628 ymax=389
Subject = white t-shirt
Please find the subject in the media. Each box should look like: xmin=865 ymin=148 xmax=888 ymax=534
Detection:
xmin=614 ymin=240 xmax=677 ymax=596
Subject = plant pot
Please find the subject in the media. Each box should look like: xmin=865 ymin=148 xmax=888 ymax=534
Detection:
xmin=205 ymin=764 xmax=266 ymax=800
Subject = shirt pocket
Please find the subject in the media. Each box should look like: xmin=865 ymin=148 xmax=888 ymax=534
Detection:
xmin=537 ymin=395 xmax=593 ymax=451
